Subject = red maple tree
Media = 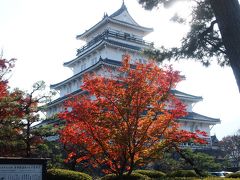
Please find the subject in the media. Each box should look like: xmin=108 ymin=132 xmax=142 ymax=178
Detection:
xmin=0 ymin=58 xmax=15 ymax=98
xmin=59 ymin=55 xmax=207 ymax=176
xmin=0 ymin=57 xmax=25 ymax=156
xmin=0 ymin=57 xmax=23 ymax=121
xmin=0 ymin=58 xmax=49 ymax=157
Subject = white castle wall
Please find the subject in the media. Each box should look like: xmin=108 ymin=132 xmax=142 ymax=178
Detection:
xmin=72 ymin=53 xmax=99 ymax=75
xmin=180 ymin=121 xmax=211 ymax=135
xmin=70 ymin=46 xmax=147 ymax=76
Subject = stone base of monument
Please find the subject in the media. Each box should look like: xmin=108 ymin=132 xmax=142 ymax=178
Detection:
xmin=0 ymin=157 xmax=48 ymax=180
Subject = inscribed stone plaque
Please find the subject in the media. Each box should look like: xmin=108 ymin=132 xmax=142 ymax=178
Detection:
xmin=0 ymin=157 xmax=47 ymax=180
xmin=0 ymin=163 xmax=43 ymax=180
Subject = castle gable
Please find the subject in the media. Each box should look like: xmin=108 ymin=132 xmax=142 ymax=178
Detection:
xmin=110 ymin=3 xmax=139 ymax=26
xmin=77 ymin=2 xmax=152 ymax=42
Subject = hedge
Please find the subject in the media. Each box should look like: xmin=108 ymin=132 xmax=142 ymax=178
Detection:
xmin=100 ymin=172 xmax=150 ymax=180
xmin=47 ymin=168 xmax=92 ymax=180
xmin=169 ymin=170 xmax=198 ymax=177
xmin=226 ymin=172 xmax=240 ymax=178
xmin=133 ymin=169 xmax=166 ymax=178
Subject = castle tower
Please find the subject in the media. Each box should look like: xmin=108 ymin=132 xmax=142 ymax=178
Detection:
xmin=45 ymin=2 xmax=220 ymax=148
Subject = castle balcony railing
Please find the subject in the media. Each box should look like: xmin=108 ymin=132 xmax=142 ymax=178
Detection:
xmin=77 ymin=29 xmax=154 ymax=56
xmin=179 ymin=137 xmax=212 ymax=149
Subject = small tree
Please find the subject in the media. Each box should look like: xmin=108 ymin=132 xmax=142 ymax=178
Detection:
xmin=59 ymin=55 xmax=206 ymax=177
xmin=0 ymin=57 xmax=54 ymax=157
xmin=178 ymin=148 xmax=221 ymax=176
xmin=0 ymin=57 xmax=26 ymax=156
xmin=20 ymin=81 xmax=54 ymax=157
xmin=220 ymin=130 xmax=240 ymax=169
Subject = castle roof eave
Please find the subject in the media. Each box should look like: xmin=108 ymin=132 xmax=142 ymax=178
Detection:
xmin=51 ymin=60 xmax=104 ymax=89
xmin=51 ymin=57 xmax=126 ymax=89
xmin=63 ymin=39 xmax=104 ymax=67
xmin=109 ymin=18 xmax=153 ymax=35
xmin=179 ymin=112 xmax=221 ymax=124
xmin=76 ymin=17 xmax=153 ymax=40
xmin=46 ymin=89 xmax=84 ymax=107
xmin=76 ymin=18 xmax=108 ymax=40
xmin=171 ymin=89 xmax=203 ymax=102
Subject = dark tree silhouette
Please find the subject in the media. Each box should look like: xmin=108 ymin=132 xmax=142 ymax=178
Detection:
xmin=139 ymin=0 xmax=240 ymax=92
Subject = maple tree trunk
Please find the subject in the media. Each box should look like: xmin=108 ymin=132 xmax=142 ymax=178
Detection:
xmin=209 ymin=0 xmax=240 ymax=93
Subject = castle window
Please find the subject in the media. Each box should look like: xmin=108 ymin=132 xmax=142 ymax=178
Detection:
xmin=91 ymin=57 xmax=97 ymax=65
xmin=124 ymin=33 xmax=131 ymax=39
xmin=66 ymin=83 xmax=72 ymax=94
xmin=81 ymin=63 xmax=86 ymax=71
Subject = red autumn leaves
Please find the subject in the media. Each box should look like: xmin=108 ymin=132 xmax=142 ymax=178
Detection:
xmin=59 ymin=55 xmax=207 ymax=175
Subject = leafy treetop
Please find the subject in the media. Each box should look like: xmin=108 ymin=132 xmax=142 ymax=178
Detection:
xmin=59 ymin=55 xmax=207 ymax=177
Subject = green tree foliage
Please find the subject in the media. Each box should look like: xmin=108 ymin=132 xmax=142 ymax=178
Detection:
xmin=179 ymin=149 xmax=221 ymax=175
xmin=32 ymin=124 xmax=66 ymax=168
xmin=148 ymin=151 xmax=183 ymax=172
xmin=138 ymin=0 xmax=240 ymax=92
xmin=150 ymin=149 xmax=220 ymax=176
xmin=20 ymin=81 xmax=54 ymax=157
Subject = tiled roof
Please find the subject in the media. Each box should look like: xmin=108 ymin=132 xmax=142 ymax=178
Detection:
xmin=76 ymin=3 xmax=153 ymax=40
xmin=51 ymin=58 xmax=122 ymax=89
xmin=181 ymin=112 xmax=220 ymax=123
xmin=47 ymin=89 xmax=83 ymax=107
xmin=171 ymin=89 xmax=203 ymax=101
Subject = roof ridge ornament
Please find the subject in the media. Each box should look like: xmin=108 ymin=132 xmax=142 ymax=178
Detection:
xmin=121 ymin=0 xmax=126 ymax=9
xmin=103 ymin=12 xmax=108 ymax=19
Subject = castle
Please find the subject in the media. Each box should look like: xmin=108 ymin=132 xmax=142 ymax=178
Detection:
xmin=44 ymin=2 xmax=220 ymax=148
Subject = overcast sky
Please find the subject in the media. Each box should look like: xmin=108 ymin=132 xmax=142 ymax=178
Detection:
xmin=1 ymin=0 xmax=239 ymax=139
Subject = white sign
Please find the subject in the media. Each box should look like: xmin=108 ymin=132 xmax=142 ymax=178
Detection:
xmin=0 ymin=164 xmax=42 ymax=180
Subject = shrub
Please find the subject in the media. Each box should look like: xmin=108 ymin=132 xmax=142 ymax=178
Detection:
xmin=133 ymin=169 xmax=166 ymax=178
xmin=47 ymin=168 xmax=92 ymax=180
xmin=100 ymin=172 xmax=150 ymax=180
xmin=169 ymin=170 xmax=198 ymax=177
xmin=226 ymin=172 xmax=240 ymax=178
